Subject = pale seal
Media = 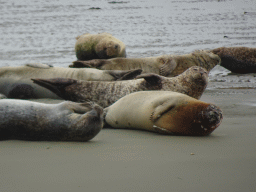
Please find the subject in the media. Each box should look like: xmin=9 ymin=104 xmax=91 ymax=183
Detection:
xmin=75 ymin=32 xmax=126 ymax=60
xmin=0 ymin=100 xmax=103 ymax=141
xmin=70 ymin=50 xmax=220 ymax=77
xmin=0 ymin=63 xmax=141 ymax=99
xmin=104 ymin=91 xmax=223 ymax=136
xmin=32 ymin=66 xmax=208 ymax=108
xmin=211 ymin=47 xmax=256 ymax=73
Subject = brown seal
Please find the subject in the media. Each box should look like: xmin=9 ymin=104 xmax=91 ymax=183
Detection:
xmin=211 ymin=47 xmax=256 ymax=73
xmin=75 ymin=32 xmax=126 ymax=60
xmin=32 ymin=66 xmax=208 ymax=108
xmin=70 ymin=50 xmax=220 ymax=77
xmin=0 ymin=100 xmax=103 ymax=141
xmin=104 ymin=91 xmax=223 ymax=136
xmin=0 ymin=63 xmax=141 ymax=99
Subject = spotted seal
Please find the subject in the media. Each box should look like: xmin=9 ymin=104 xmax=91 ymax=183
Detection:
xmin=0 ymin=63 xmax=141 ymax=99
xmin=32 ymin=66 xmax=208 ymax=108
xmin=0 ymin=100 xmax=103 ymax=141
xmin=71 ymin=50 xmax=220 ymax=77
xmin=104 ymin=91 xmax=223 ymax=136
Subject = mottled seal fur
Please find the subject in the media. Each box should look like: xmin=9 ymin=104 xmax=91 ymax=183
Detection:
xmin=211 ymin=47 xmax=256 ymax=73
xmin=0 ymin=63 xmax=141 ymax=99
xmin=71 ymin=50 xmax=220 ymax=77
xmin=32 ymin=66 xmax=208 ymax=108
xmin=0 ymin=100 xmax=103 ymax=141
xmin=75 ymin=32 xmax=126 ymax=60
xmin=104 ymin=91 xmax=223 ymax=136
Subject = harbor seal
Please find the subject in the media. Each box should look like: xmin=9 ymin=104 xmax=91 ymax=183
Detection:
xmin=75 ymin=32 xmax=126 ymax=60
xmin=0 ymin=63 xmax=141 ymax=99
xmin=211 ymin=47 xmax=256 ymax=73
xmin=32 ymin=66 xmax=208 ymax=108
xmin=0 ymin=100 xmax=103 ymax=141
xmin=70 ymin=50 xmax=221 ymax=77
xmin=104 ymin=91 xmax=223 ymax=136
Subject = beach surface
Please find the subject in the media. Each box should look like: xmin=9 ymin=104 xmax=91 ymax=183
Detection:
xmin=1 ymin=88 xmax=256 ymax=192
xmin=0 ymin=0 xmax=256 ymax=191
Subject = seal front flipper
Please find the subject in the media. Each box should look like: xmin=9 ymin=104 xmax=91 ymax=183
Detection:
xmin=150 ymin=100 xmax=176 ymax=122
xmin=153 ymin=125 xmax=174 ymax=135
xmin=26 ymin=63 xmax=53 ymax=69
xmin=70 ymin=59 xmax=105 ymax=68
xmin=136 ymin=73 xmax=163 ymax=86
xmin=32 ymin=78 xmax=77 ymax=100
xmin=159 ymin=57 xmax=177 ymax=77
xmin=108 ymin=69 xmax=142 ymax=80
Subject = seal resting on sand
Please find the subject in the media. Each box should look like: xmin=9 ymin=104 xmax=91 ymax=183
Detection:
xmin=75 ymin=32 xmax=126 ymax=60
xmin=104 ymin=91 xmax=223 ymax=136
xmin=32 ymin=66 xmax=208 ymax=108
xmin=0 ymin=100 xmax=103 ymax=141
xmin=211 ymin=47 xmax=256 ymax=73
xmin=70 ymin=50 xmax=220 ymax=77
xmin=0 ymin=63 xmax=141 ymax=99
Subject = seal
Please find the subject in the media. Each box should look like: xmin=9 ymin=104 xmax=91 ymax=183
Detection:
xmin=75 ymin=32 xmax=126 ymax=60
xmin=0 ymin=63 xmax=142 ymax=99
xmin=211 ymin=47 xmax=256 ymax=73
xmin=70 ymin=50 xmax=221 ymax=77
xmin=104 ymin=91 xmax=223 ymax=136
xmin=32 ymin=66 xmax=208 ymax=108
xmin=0 ymin=99 xmax=103 ymax=141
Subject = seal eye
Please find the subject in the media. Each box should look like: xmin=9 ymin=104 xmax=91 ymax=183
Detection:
xmin=114 ymin=45 xmax=118 ymax=49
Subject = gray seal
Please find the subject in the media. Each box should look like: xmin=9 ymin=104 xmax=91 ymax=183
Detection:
xmin=32 ymin=66 xmax=208 ymax=108
xmin=0 ymin=99 xmax=103 ymax=141
xmin=0 ymin=63 xmax=141 ymax=99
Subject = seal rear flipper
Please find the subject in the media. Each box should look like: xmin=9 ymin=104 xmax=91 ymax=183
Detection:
xmin=69 ymin=61 xmax=93 ymax=68
xmin=136 ymin=73 xmax=163 ymax=86
xmin=159 ymin=57 xmax=177 ymax=77
xmin=32 ymin=78 xmax=77 ymax=99
xmin=108 ymin=69 xmax=143 ymax=80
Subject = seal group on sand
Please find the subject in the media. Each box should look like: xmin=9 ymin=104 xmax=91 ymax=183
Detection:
xmin=211 ymin=47 xmax=256 ymax=73
xmin=104 ymin=91 xmax=223 ymax=136
xmin=0 ymin=100 xmax=103 ymax=141
xmin=32 ymin=66 xmax=208 ymax=108
xmin=0 ymin=63 xmax=141 ymax=99
xmin=75 ymin=33 xmax=126 ymax=60
xmin=70 ymin=50 xmax=220 ymax=77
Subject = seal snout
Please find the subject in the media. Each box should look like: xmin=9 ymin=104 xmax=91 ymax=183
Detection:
xmin=199 ymin=104 xmax=223 ymax=133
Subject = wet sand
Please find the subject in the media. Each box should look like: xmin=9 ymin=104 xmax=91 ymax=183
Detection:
xmin=1 ymin=89 xmax=255 ymax=192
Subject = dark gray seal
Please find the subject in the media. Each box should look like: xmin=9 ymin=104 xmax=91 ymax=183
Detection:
xmin=0 ymin=100 xmax=103 ymax=141
xmin=211 ymin=47 xmax=256 ymax=73
xmin=32 ymin=66 xmax=208 ymax=108
xmin=0 ymin=63 xmax=141 ymax=99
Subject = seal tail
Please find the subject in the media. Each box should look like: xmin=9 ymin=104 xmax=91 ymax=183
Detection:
xmin=32 ymin=78 xmax=77 ymax=99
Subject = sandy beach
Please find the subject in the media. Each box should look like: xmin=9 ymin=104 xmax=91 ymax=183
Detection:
xmin=1 ymin=88 xmax=255 ymax=192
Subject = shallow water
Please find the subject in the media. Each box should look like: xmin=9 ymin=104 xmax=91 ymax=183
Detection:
xmin=1 ymin=0 xmax=256 ymax=88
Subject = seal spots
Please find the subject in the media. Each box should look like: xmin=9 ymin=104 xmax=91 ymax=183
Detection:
xmin=8 ymin=84 xmax=36 ymax=99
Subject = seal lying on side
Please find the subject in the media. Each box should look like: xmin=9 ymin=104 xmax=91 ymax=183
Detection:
xmin=0 ymin=100 xmax=103 ymax=141
xmin=104 ymin=91 xmax=223 ymax=136
xmin=211 ymin=47 xmax=256 ymax=73
xmin=32 ymin=66 xmax=208 ymax=108
xmin=0 ymin=63 xmax=141 ymax=99
xmin=70 ymin=50 xmax=221 ymax=77
xmin=75 ymin=32 xmax=126 ymax=60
